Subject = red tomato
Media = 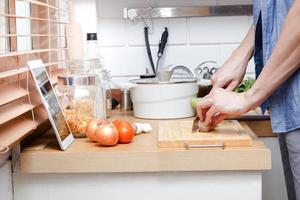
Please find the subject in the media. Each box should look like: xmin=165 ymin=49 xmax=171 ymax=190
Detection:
xmin=112 ymin=120 xmax=135 ymax=144
xmin=94 ymin=123 xmax=119 ymax=146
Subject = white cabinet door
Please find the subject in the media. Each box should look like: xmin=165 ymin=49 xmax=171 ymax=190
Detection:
xmin=0 ymin=161 xmax=13 ymax=200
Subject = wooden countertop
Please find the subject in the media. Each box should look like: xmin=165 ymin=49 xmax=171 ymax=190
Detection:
xmin=20 ymin=111 xmax=271 ymax=173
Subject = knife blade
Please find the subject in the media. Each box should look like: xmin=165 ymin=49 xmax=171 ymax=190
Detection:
xmin=192 ymin=117 xmax=212 ymax=133
xmin=191 ymin=117 xmax=200 ymax=133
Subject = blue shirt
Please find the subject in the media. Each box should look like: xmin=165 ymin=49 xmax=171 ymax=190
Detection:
xmin=253 ymin=0 xmax=300 ymax=133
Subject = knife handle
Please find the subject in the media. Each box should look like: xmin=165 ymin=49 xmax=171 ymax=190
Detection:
xmin=184 ymin=143 xmax=225 ymax=149
xmin=158 ymin=27 xmax=168 ymax=57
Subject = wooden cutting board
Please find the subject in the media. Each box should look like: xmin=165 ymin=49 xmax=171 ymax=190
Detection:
xmin=158 ymin=120 xmax=253 ymax=148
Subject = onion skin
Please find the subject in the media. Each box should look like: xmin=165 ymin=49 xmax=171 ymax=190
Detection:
xmin=94 ymin=123 xmax=119 ymax=146
xmin=86 ymin=119 xmax=107 ymax=142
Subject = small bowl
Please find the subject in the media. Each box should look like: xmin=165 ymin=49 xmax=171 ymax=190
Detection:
xmin=157 ymin=71 xmax=173 ymax=82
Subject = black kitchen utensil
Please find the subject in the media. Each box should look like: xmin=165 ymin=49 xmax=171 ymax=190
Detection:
xmin=144 ymin=27 xmax=156 ymax=75
xmin=155 ymin=27 xmax=169 ymax=73
xmin=143 ymin=27 xmax=169 ymax=75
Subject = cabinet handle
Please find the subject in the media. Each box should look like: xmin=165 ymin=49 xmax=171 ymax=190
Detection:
xmin=184 ymin=143 xmax=224 ymax=149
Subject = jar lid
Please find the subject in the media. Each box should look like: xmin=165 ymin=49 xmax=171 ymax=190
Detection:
xmin=57 ymin=74 xmax=96 ymax=86
xmin=87 ymin=33 xmax=97 ymax=41
xmin=130 ymin=78 xmax=197 ymax=85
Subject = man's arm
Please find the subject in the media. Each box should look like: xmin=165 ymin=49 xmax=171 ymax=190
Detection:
xmin=247 ymin=0 xmax=300 ymax=108
xmin=211 ymin=26 xmax=254 ymax=90
xmin=197 ymin=0 xmax=300 ymax=126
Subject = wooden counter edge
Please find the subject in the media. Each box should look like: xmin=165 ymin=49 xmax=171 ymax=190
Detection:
xmin=19 ymin=127 xmax=271 ymax=173
xmin=243 ymin=120 xmax=276 ymax=137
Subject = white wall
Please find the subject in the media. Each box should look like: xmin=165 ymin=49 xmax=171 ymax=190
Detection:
xmin=74 ymin=0 xmax=255 ymax=79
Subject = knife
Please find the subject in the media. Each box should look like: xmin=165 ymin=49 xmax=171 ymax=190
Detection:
xmin=191 ymin=117 xmax=212 ymax=133
xmin=191 ymin=117 xmax=200 ymax=133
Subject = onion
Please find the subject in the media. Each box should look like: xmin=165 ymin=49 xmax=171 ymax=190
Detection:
xmin=94 ymin=123 xmax=119 ymax=146
xmin=86 ymin=119 xmax=107 ymax=142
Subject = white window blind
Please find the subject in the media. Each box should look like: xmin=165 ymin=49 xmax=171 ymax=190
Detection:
xmin=0 ymin=0 xmax=69 ymax=148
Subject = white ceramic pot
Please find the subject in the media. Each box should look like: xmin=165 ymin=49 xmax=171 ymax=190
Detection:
xmin=130 ymin=78 xmax=198 ymax=119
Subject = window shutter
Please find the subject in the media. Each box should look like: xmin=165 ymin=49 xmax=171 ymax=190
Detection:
xmin=0 ymin=0 xmax=69 ymax=148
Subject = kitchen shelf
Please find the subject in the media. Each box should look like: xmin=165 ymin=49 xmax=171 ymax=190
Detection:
xmin=50 ymin=68 xmax=65 ymax=84
xmin=0 ymin=118 xmax=36 ymax=148
xmin=0 ymin=85 xmax=28 ymax=106
xmin=0 ymin=34 xmax=69 ymax=37
xmin=0 ymin=60 xmax=68 ymax=79
xmin=44 ymin=60 xmax=68 ymax=67
xmin=0 ymin=103 xmax=33 ymax=125
xmin=0 ymin=13 xmax=68 ymax=23
xmin=0 ymin=67 xmax=28 ymax=79
xmin=17 ymin=0 xmax=66 ymax=11
xmin=0 ymin=0 xmax=70 ymax=148
xmin=32 ymin=104 xmax=48 ymax=124
xmin=0 ymin=48 xmax=68 ymax=58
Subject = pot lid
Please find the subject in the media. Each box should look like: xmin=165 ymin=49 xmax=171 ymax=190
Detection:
xmin=130 ymin=78 xmax=197 ymax=84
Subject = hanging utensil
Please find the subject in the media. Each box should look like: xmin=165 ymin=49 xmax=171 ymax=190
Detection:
xmin=194 ymin=61 xmax=217 ymax=80
xmin=155 ymin=27 xmax=169 ymax=73
xmin=144 ymin=27 xmax=156 ymax=75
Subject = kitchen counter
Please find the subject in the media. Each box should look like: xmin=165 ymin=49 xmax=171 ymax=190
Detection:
xmin=14 ymin=111 xmax=272 ymax=200
xmin=20 ymin=111 xmax=271 ymax=173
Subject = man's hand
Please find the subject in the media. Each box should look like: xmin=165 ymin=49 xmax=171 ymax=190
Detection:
xmin=211 ymin=27 xmax=254 ymax=91
xmin=197 ymin=88 xmax=253 ymax=128
xmin=211 ymin=50 xmax=248 ymax=91
xmin=197 ymin=27 xmax=255 ymax=127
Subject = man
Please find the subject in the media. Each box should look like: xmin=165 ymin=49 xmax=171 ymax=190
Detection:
xmin=197 ymin=0 xmax=300 ymax=199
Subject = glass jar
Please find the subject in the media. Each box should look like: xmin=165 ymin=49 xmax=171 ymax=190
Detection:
xmin=68 ymin=59 xmax=112 ymax=118
xmin=56 ymin=74 xmax=105 ymax=137
xmin=102 ymin=70 xmax=112 ymax=118
xmin=70 ymin=58 xmax=105 ymax=83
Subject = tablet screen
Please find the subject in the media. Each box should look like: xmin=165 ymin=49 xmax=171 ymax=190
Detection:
xmin=29 ymin=61 xmax=72 ymax=141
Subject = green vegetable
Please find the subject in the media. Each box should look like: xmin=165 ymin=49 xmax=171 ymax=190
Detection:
xmin=191 ymin=98 xmax=201 ymax=109
xmin=191 ymin=77 xmax=255 ymax=110
xmin=234 ymin=77 xmax=255 ymax=93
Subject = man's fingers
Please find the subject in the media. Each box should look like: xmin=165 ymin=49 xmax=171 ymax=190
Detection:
xmin=204 ymin=106 xmax=218 ymax=125
xmin=225 ymin=81 xmax=238 ymax=91
xmin=211 ymin=114 xmax=228 ymax=128
xmin=197 ymin=98 xmax=212 ymax=122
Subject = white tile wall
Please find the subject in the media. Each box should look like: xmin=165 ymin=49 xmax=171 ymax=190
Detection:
xmin=189 ymin=16 xmax=249 ymax=44
xmin=98 ymin=19 xmax=126 ymax=47
xmin=74 ymin=0 xmax=255 ymax=78
xmin=127 ymin=18 xmax=187 ymax=46
xmin=74 ymin=0 xmax=98 ymax=45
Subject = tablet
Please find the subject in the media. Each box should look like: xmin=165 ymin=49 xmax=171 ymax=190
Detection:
xmin=28 ymin=59 xmax=74 ymax=150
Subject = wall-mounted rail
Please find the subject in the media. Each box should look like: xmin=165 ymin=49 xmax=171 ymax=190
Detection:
xmin=124 ymin=5 xmax=253 ymax=20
